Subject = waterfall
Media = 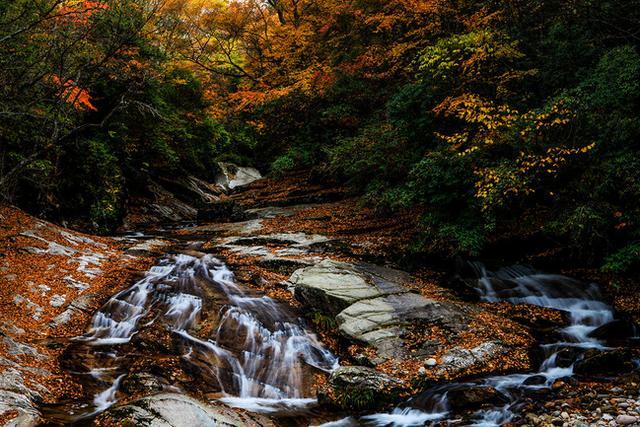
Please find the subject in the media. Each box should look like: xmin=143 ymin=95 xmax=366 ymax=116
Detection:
xmin=72 ymin=253 xmax=338 ymax=417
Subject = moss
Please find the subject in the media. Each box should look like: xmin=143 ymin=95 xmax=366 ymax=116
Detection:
xmin=334 ymin=386 xmax=377 ymax=411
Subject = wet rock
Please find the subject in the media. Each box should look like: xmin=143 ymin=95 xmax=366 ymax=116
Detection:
xmin=215 ymin=162 xmax=262 ymax=191
xmin=447 ymin=385 xmax=507 ymax=410
xmin=588 ymin=319 xmax=640 ymax=344
xmin=523 ymin=374 xmax=548 ymax=386
xmin=328 ymin=366 xmax=407 ymax=410
xmin=555 ymin=347 xmax=582 ymax=368
xmin=336 ymin=293 xmax=464 ymax=359
xmin=291 ymin=260 xmax=395 ymax=315
xmin=120 ymin=373 xmax=166 ymax=395
xmin=574 ymin=349 xmax=636 ymax=376
xmin=99 ymin=393 xmax=272 ymax=426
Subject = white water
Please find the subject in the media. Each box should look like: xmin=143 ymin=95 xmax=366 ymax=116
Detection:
xmin=75 ymin=252 xmax=337 ymax=415
xmin=347 ymin=264 xmax=617 ymax=427
xmin=72 ymin=251 xmax=619 ymax=425
xmin=92 ymin=374 xmax=125 ymax=412
xmin=179 ymin=256 xmax=338 ymax=412
xmin=466 ymin=266 xmax=614 ymax=425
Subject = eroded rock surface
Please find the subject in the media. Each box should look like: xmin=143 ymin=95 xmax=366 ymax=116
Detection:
xmin=337 ymin=293 xmax=465 ymax=359
xmin=287 ymin=257 xmax=533 ymax=409
xmin=99 ymin=393 xmax=273 ymax=426
xmin=290 ymin=260 xmax=468 ymax=360
xmin=0 ymin=205 xmax=152 ymax=426
xmin=290 ymin=260 xmax=408 ymax=316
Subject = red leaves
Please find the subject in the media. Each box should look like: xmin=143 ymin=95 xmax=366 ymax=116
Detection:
xmin=51 ymin=75 xmax=98 ymax=112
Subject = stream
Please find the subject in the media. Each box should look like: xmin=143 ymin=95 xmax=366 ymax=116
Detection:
xmin=339 ymin=264 xmax=618 ymax=426
xmin=42 ymin=246 xmax=338 ymax=424
xmin=41 ymin=236 xmax=628 ymax=426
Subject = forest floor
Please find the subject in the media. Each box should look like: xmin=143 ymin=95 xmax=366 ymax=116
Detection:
xmin=0 ymin=205 xmax=158 ymax=425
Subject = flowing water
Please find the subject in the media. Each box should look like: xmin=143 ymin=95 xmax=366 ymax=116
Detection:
xmin=44 ymin=241 xmax=622 ymax=426
xmin=44 ymin=249 xmax=338 ymax=423
xmin=347 ymin=263 xmax=617 ymax=426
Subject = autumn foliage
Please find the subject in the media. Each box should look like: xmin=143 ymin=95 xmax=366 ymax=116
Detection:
xmin=2 ymin=0 xmax=640 ymax=273
xmin=51 ymin=75 xmax=98 ymax=112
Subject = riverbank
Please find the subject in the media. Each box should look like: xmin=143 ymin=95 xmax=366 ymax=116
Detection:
xmin=0 ymin=205 xmax=158 ymax=425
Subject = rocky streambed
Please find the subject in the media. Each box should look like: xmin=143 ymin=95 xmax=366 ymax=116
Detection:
xmin=3 ymin=172 xmax=640 ymax=427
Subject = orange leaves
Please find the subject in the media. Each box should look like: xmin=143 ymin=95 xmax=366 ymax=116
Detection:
xmin=51 ymin=75 xmax=98 ymax=112
xmin=57 ymin=1 xmax=109 ymax=25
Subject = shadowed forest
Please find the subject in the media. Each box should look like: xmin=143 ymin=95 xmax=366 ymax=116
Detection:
xmin=2 ymin=0 xmax=640 ymax=272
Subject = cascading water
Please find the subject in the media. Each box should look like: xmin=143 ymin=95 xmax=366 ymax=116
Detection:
xmin=469 ymin=264 xmax=614 ymax=425
xmin=353 ymin=264 xmax=617 ymax=427
xmin=45 ymin=240 xmax=622 ymax=427
xmin=176 ymin=255 xmax=338 ymax=413
xmin=53 ymin=251 xmax=337 ymax=421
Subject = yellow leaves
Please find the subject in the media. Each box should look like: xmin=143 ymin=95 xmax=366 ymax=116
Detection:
xmin=474 ymin=142 xmax=597 ymax=210
xmin=520 ymin=99 xmax=576 ymax=138
xmin=436 ymin=94 xmax=518 ymax=155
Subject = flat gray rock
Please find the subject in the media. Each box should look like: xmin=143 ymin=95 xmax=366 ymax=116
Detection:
xmin=290 ymin=260 xmax=407 ymax=315
xmin=336 ymin=293 xmax=466 ymax=359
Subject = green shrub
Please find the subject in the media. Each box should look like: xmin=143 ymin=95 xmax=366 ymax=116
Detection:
xmin=602 ymin=243 xmax=640 ymax=274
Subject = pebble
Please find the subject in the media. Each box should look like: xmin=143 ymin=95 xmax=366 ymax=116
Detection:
xmin=425 ymin=358 xmax=437 ymax=367
xmin=616 ymin=414 xmax=638 ymax=425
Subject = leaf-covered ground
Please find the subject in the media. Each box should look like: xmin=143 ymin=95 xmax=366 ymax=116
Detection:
xmin=0 ymin=204 xmax=153 ymax=421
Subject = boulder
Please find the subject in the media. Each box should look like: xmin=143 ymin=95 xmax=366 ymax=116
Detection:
xmin=290 ymin=260 xmax=408 ymax=316
xmin=522 ymin=375 xmax=547 ymax=386
xmin=328 ymin=366 xmax=407 ymax=411
xmin=336 ymin=293 xmax=465 ymax=359
xmin=574 ymin=349 xmax=636 ymax=376
xmin=587 ymin=319 xmax=639 ymax=343
xmin=447 ymin=385 xmax=507 ymax=410
xmin=554 ymin=347 xmax=581 ymax=368
xmin=216 ymin=163 xmax=262 ymax=191
xmin=98 ymin=393 xmax=272 ymax=427
xmin=434 ymin=342 xmax=511 ymax=378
